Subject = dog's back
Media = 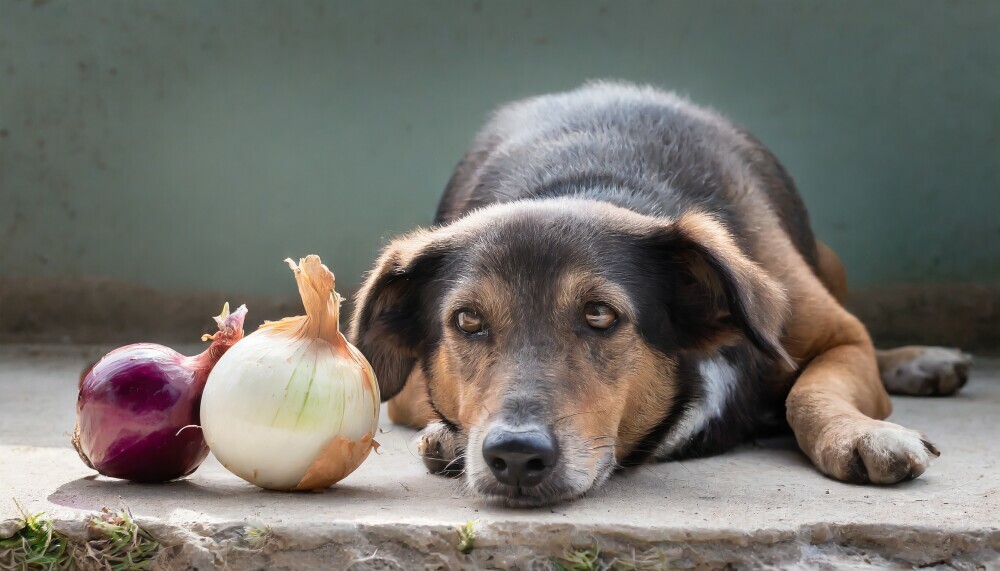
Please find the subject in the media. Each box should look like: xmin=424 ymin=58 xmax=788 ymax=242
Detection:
xmin=436 ymin=81 xmax=819 ymax=272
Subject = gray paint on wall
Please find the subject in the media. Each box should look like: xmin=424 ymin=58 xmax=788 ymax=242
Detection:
xmin=1 ymin=1 xmax=997 ymax=295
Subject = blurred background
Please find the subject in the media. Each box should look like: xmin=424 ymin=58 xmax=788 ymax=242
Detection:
xmin=1 ymin=0 xmax=997 ymax=348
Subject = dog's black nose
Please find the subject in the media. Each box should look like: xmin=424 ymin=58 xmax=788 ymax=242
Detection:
xmin=481 ymin=427 xmax=559 ymax=487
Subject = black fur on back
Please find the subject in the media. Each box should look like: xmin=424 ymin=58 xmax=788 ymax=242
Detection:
xmin=435 ymin=81 xmax=818 ymax=271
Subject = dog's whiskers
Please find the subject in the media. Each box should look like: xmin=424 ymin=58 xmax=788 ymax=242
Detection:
xmin=441 ymin=454 xmax=466 ymax=473
xmin=553 ymin=410 xmax=610 ymax=425
xmin=588 ymin=444 xmax=617 ymax=452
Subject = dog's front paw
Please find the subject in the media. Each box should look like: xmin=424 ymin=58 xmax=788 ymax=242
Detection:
xmin=417 ymin=421 xmax=466 ymax=477
xmin=879 ymin=346 xmax=972 ymax=396
xmin=819 ymin=421 xmax=940 ymax=485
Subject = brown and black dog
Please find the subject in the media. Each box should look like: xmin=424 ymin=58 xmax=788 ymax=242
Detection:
xmin=349 ymin=82 xmax=971 ymax=506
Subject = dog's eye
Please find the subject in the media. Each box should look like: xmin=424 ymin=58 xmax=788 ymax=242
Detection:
xmin=584 ymin=302 xmax=618 ymax=330
xmin=455 ymin=310 xmax=485 ymax=335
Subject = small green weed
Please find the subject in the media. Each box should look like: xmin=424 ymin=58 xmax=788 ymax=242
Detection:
xmin=456 ymin=520 xmax=475 ymax=554
xmin=243 ymin=525 xmax=273 ymax=551
xmin=0 ymin=500 xmax=73 ymax=570
xmin=552 ymin=543 xmax=602 ymax=571
xmin=612 ymin=547 xmax=674 ymax=570
xmin=549 ymin=544 xmax=679 ymax=571
xmin=76 ymin=505 xmax=160 ymax=571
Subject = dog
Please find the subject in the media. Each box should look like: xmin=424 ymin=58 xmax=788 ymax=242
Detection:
xmin=348 ymin=81 xmax=972 ymax=507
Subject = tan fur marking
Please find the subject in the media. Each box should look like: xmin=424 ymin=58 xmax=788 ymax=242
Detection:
xmin=556 ymin=271 xmax=637 ymax=323
xmin=387 ymin=367 xmax=432 ymax=428
xmin=816 ymin=241 xmax=848 ymax=303
xmin=613 ymin=353 xmax=678 ymax=458
xmin=447 ymin=272 xmax=517 ymax=334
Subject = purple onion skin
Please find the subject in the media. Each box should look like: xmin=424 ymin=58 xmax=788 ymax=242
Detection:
xmin=76 ymin=345 xmax=210 ymax=482
xmin=74 ymin=305 xmax=246 ymax=483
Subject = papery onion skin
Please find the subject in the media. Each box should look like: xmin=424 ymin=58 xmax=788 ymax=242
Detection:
xmin=73 ymin=304 xmax=247 ymax=482
xmin=201 ymin=256 xmax=379 ymax=491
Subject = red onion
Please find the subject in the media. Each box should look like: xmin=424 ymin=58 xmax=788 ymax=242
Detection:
xmin=72 ymin=303 xmax=247 ymax=482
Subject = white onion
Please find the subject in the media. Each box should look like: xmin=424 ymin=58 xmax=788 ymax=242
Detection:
xmin=201 ymin=255 xmax=380 ymax=491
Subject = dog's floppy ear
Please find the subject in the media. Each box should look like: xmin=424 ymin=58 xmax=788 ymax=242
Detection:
xmin=638 ymin=211 xmax=792 ymax=366
xmin=348 ymin=229 xmax=452 ymax=401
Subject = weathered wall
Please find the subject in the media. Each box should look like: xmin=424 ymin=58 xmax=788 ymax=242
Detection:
xmin=0 ymin=1 xmax=997 ymax=345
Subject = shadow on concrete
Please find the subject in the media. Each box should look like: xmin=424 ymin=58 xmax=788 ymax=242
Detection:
xmin=48 ymin=473 xmax=387 ymax=516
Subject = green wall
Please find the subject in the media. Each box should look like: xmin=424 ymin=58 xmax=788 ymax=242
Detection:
xmin=1 ymin=1 xmax=997 ymax=296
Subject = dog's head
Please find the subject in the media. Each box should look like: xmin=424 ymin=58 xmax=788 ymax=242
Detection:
xmin=350 ymin=198 xmax=789 ymax=506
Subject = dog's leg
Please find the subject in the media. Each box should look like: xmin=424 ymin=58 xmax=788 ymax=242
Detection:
xmin=386 ymin=368 xmax=468 ymax=475
xmin=386 ymin=367 xmax=434 ymax=428
xmin=814 ymin=241 xmax=972 ymax=397
xmin=784 ymin=295 xmax=940 ymax=484
xmin=417 ymin=421 xmax=467 ymax=477
xmin=390 ymin=369 xmax=468 ymax=475
xmin=876 ymin=346 xmax=972 ymax=396
xmin=816 ymin=241 xmax=848 ymax=303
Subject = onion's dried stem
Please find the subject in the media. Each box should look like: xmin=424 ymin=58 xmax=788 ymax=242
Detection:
xmin=260 ymin=256 xmax=350 ymax=352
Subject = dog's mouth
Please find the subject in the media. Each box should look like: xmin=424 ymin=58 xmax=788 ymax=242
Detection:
xmin=466 ymin=448 xmax=618 ymax=507
xmin=472 ymin=479 xmax=580 ymax=508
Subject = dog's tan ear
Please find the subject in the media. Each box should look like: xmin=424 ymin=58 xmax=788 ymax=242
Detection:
xmin=642 ymin=211 xmax=792 ymax=366
xmin=348 ymin=228 xmax=453 ymax=401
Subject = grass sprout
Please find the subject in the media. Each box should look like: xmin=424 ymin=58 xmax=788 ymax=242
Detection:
xmin=456 ymin=520 xmax=476 ymax=554
xmin=0 ymin=499 xmax=73 ymax=570
xmin=612 ymin=547 xmax=675 ymax=570
xmin=76 ymin=505 xmax=160 ymax=571
xmin=549 ymin=544 xmax=681 ymax=571
xmin=243 ymin=525 xmax=273 ymax=551
xmin=552 ymin=543 xmax=602 ymax=571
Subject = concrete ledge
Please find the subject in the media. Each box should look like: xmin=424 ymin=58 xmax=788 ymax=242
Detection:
xmin=13 ymin=518 xmax=999 ymax=569
xmin=2 ymin=346 xmax=999 ymax=569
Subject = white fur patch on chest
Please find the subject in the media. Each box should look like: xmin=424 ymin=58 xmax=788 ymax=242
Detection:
xmin=655 ymin=355 xmax=739 ymax=459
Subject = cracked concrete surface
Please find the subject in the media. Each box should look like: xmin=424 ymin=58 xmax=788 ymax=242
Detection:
xmin=2 ymin=345 xmax=998 ymax=569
